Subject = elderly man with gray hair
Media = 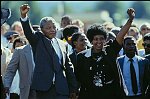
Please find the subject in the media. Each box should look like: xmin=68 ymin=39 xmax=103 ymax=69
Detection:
xmin=19 ymin=4 xmax=78 ymax=99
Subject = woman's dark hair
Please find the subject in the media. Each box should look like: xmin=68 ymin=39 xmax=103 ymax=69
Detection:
xmin=86 ymin=23 xmax=108 ymax=42
xmin=12 ymin=36 xmax=28 ymax=49
xmin=63 ymin=25 xmax=79 ymax=41
xmin=61 ymin=15 xmax=72 ymax=22
xmin=71 ymin=32 xmax=83 ymax=49
xmin=143 ymin=33 xmax=150 ymax=41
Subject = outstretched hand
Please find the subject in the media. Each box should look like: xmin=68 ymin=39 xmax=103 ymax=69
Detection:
xmin=4 ymin=87 xmax=9 ymax=94
xmin=127 ymin=8 xmax=135 ymax=21
xmin=69 ymin=92 xmax=77 ymax=99
xmin=20 ymin=4 xmax=30 ymax=18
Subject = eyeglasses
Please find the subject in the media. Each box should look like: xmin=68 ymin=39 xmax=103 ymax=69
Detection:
xmin=142 ymin=43 xmax=150 ymax=48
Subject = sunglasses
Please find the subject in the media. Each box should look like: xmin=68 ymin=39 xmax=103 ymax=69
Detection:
xmin=142 ymin=43 xmax=150 ymax=48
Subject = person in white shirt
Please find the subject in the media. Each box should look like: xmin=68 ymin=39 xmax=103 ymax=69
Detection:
xmin=117 ymin=36 xmax=150 ymax=99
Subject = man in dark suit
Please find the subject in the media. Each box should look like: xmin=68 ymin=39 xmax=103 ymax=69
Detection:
xmin=20 ymin=4 xmax=77 ymax=99
xmin=143 ymin=33 xmax=150 ymax=56
xmin=117 ymin=36 xmax=150 ymax=99
xmin=143 ymin=33 xmax=150 ymax=98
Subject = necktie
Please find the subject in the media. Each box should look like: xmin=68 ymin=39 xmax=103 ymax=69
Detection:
xmin=129 ymin=58 xmax=138 ymax=94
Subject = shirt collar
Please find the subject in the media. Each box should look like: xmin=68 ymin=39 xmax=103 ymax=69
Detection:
xmin=124 ymin=54 xmax=137 ymax=63
xmin=51 ymin=38 xmax=56 ymax=44
xmin=45 ymin=36 xmax=56 ymax=43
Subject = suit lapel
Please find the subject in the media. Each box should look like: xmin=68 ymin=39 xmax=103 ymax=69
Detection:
xmin=119 ymin=56 xmax=125 ymax=73
xmin=42 ymin=37 xmax=54 ymax=58
xmin=137 ymin=56 xmax=142 ymax=80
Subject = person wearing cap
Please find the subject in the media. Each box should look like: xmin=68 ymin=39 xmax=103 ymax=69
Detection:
xmin=4 ymin=31 xmax=19 ymax=51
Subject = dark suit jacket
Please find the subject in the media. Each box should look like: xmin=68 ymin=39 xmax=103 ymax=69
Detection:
xmin=69 ymin=50 xmax=77 ymax=68
xmin=75 ymin=40 xmax=127 ymax=99
xmin=144 ymin=54 xmax=150 ymax=98
xmin=145 ymin=54 xmax=150 ymax=62
xmin=117 ymin=55 xmax=150 ymax=96
xmin=1 ymin=75 xmax=6 ymax=99
xmin=20 ymin=18 xmax=77 ymax=95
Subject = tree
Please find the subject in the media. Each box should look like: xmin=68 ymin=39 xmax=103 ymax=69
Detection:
xmin=95 ymin=1 xmax=124 ymax=26
xmin=23 ymin=1 xmax=43 ymax=25
xmin=131 ymin=1 xmax=150 ymax=19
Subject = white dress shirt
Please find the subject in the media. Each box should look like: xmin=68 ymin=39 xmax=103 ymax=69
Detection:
xmin=51 ymin=38 xmax=63 ymax=64
xmin=9 ymin=70 xmax=20 ymax=95
xmin=8 ymin=53 xmax=20 ymax=95
xmin=123 ymin=55 xmax=141 ymax=96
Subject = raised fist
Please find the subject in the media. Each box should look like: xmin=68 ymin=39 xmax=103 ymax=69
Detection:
xmin=20 ymin=4 xmax=30 ymax=18
xmin=127 ymin=8 xmax=135 ymax=21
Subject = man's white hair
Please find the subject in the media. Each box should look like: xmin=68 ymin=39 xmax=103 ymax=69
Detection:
xmin=40 ymin=17 xmax=56 ymax=28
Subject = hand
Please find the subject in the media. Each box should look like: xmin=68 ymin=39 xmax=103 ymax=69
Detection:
xmin=20 ymin=4 xmax=30 ymax=18
xmin=127 ymin=8 xmax=135 ymax=21
xmin=69 ymin=92 xmax=77 ymax=99
xmin=4 ymin=87 xmax=9 ymax=94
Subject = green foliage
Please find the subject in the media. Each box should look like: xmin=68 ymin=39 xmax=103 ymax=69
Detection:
xmin=24 ymin=1 xmax=42 ymax=25
xmin=95 ymin=1 xmax=124 ymax=18
xmin=1 ymin=1 xmax=23 ymax=25
xmin=95 ymin=1 xmax=124 ymax=26
xmin=64 ymin=2 xmax=73 ymax=14
xmin=131 ymin=1 xmax=150 ymax=19
xmin=1 ymin=1 xmax=149 ymax=28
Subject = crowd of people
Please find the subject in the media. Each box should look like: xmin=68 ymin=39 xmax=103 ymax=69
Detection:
xmin=1 ymin=3 xmax=150 ymax=99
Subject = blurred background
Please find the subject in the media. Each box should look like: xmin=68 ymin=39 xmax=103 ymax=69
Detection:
xmin=1 ymin=1 xmax=150 ymax=31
